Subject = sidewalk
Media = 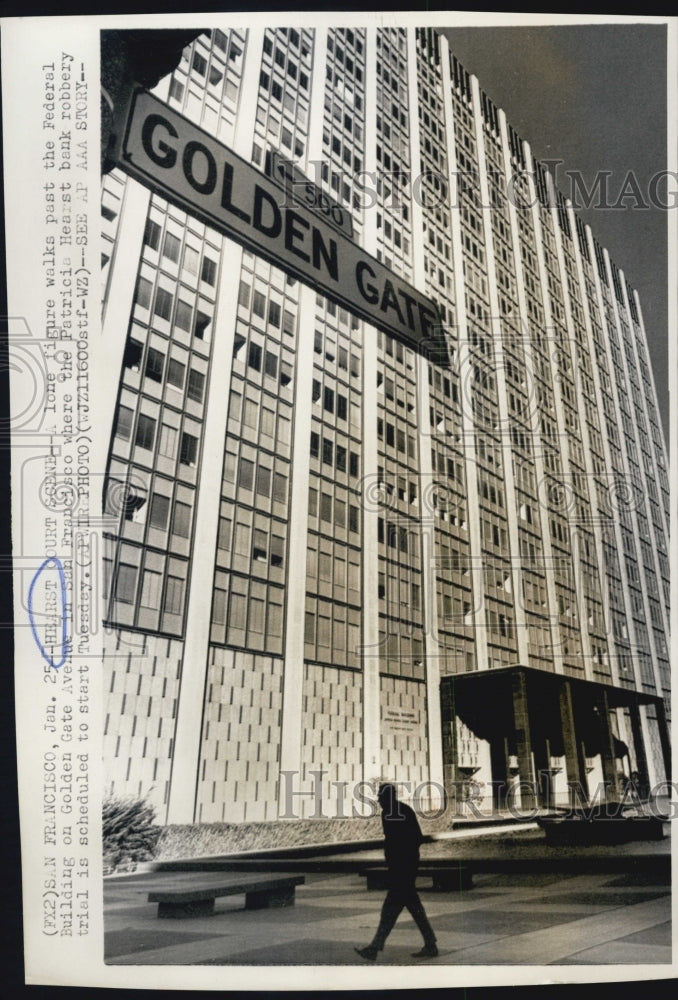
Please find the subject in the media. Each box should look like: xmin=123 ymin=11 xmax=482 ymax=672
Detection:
xmin=104 ymin=837 xmax=671 ymax=966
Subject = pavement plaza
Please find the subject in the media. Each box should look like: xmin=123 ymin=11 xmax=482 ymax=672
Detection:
xmin=104 ymin=864 xmax=671 ymax=967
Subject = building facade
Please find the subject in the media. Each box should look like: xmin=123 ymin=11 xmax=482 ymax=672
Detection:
xmin=100 ymin=26 xmax=671 ymax=825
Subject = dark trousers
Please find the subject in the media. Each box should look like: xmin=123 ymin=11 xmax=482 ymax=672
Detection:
xmin=371 ymin=871 xmax=436 ymax=949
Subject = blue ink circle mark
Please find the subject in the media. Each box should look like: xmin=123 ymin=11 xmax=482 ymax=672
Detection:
xmin=28 ymin=557 xmax=68 ymax=669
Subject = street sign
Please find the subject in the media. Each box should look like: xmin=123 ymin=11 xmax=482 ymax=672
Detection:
xmin=111 ymin=88 xmax=445 ymax=355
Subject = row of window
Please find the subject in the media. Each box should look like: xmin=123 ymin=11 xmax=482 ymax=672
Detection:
xmin=115 ymin=408 xmax=199 ymax=466
xmin=144 ymin=219 xmax=218 ymax=286
xmin=123 ymin=339 xmax=205 ymax=403
xmin=308 ymin=485 xmax=361 ymax=535
xmin=211 ymin=572 xmax=284 ymax=654
xmin=310 ymin=431 xmax=360 ymax=477
xmin=135 ymin=277 xmax=212 ymax=341
xmin=111 ymin=561 xmax=185 ymax=618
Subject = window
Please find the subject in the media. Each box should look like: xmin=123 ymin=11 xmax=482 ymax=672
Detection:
xmin=149 ymin=493 xmax=170 ymax=529
xmin=319 ymin=552 xmax=332 ymax=582
xmin=159 ymin=424 xmax=177 ymax=458
xmin=238 ymin=279 xmax=251 ymax=308
xmin=167 ymin=358 xmax=186 ymax=389
xmin=250 ymin=597 xmax=265 ymax=633
xmin=252 ymin=529 xmax=267 ymax=561
xmin=145 ymin=347 xmax=164 ymax=383
xmin=268 ymin=300 xmax=281 ymax=327
xmin=217 ymin=516 xmax=231 ymax=550
xmin=322 ymin=438 xmax=333 ymax=465
xmin=115 ymin=564 xmax=137 ymax=604
xmin=273 ymin=472 xmax=287 ymax=503
xmin=305 ymin=612 xmax=315 ymax=643
xmin=179 ymin=432 xmax=198 ymax=466
xmin=201 ymin=256 xmax=217 ymax=285
xmin=162 ymin=232 xmax=180 ymax=263
xmin=256 ymin=465 xmax=271 ymax=497
xmin=182 ymin=246 xmax=198 ymax=276
xmin=310 ymin=431 xmax=319 ymax=458
xmin=174 ymin=299 xmax=192 ymax=332
xmin=234 ymin=520 xmax=250 ymax=555
xmin=115 ymin=405 xmax=133 ymax=440
xmin=264 ymin=351 xmax=278 ymax=378
xmin=238 ymin=456 xmax=254 ymax=489
xmin=164 ymin=576 xmax=184 ymax=616
xmin=270 ymin=535 xmax=284 ymax=567
xmin=153 ymin=287 xmax=173 ymax=321
xmin=212 ymin=587 xmax=227 ymax=624
xmin=172 ymin=500 xmax=191 ymax=537
xmin=253 ymin=290 xmax=266 ymax=318
xmin=144 ymin=219 xmax=161 ymax=250
xmin=140 ymin=569 xmax=162 ymax=609
xmin=187 ymin=369 xmax=205 ymax=402
xmin=248 ymin=342 xmax=262 ymax=371
xmin=194 ymin=311 xmax=211 ymax=339
xmin=135 ymin=414 xmax=156 ymax=450
xmin=349 ymin=505 xmax=359 ymax=533
xmin=134 ymin=277 xmax=152 ymax=309
xmin=169 ymin=77 xmax=184 ymax=103
xmin=349 ymin=452 xmax=359 ymax=477
xmin=243 ymin=397 xmax=257 ymax=429
xmin=192 ymin=51 xmax=207 ymax=76
xmin=283 ymin=309 xmax=295 ymax=336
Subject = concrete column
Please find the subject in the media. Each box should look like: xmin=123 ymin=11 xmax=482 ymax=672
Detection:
xmin=628 ymin=700 xmax=651 ymax=797
xmin=511 ymin=669 xmax=537 ymax=810
xmin=439 ymin=38 xmax=488 ymax=673
xmin=278 ymin=27 xmax=331 ymax=811
xmin=592 ymin=688 xmax=620 ymax=800
xmin=489 ymin=735 xmax=510 ymax=811
xmin=360 ymin=26 xmax=382 ymax=791
xmin=558 ymin=680 xmax=587 ymax=807
xmin=406 ymin=30 xmax=443 ymax=802
xmin=472 ymin=97 xmax=530 ymax=668
xmin=166 ymin=30 xmax=263 ymax=824
xmin=439 ymin=678 xmax=458 ymax=811
xmin=654 ymin=698 xmax=671 ymax=784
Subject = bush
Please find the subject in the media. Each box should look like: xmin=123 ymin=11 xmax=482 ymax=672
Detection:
xmin=102 ymin=794 xmax=162 ymax=872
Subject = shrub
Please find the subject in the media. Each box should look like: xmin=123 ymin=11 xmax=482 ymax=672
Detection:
xmin=102 ymin=794 xmax=161 ymax=872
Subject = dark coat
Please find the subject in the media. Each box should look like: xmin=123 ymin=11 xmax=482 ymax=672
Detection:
xmin=382 ymin=800 xmax=423 ymax=874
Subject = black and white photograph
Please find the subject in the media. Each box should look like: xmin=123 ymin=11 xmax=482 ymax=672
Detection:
xmin=2 ymin=11 xmax=675 ymax=990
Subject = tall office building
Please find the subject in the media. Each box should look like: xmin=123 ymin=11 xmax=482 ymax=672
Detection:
xmin=100 ymin=26 xmax=670 ymax=826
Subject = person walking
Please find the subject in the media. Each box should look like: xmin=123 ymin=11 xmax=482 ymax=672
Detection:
xmin=355 ymin=783 xmax=438 ymax=961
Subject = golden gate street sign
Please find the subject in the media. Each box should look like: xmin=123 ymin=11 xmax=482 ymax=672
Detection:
xmin=112 ymin=88 xmax=444 ymax=354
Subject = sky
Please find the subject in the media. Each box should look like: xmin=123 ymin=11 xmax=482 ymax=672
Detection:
xmin=438 ymin=23 xmax=670 ymax=442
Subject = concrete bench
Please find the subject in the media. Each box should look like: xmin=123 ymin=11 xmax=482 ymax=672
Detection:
xmin=360 ymin=866 xmax=472 ymax=892
xmin=148 ymin=873 xmax=305 ymax=918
